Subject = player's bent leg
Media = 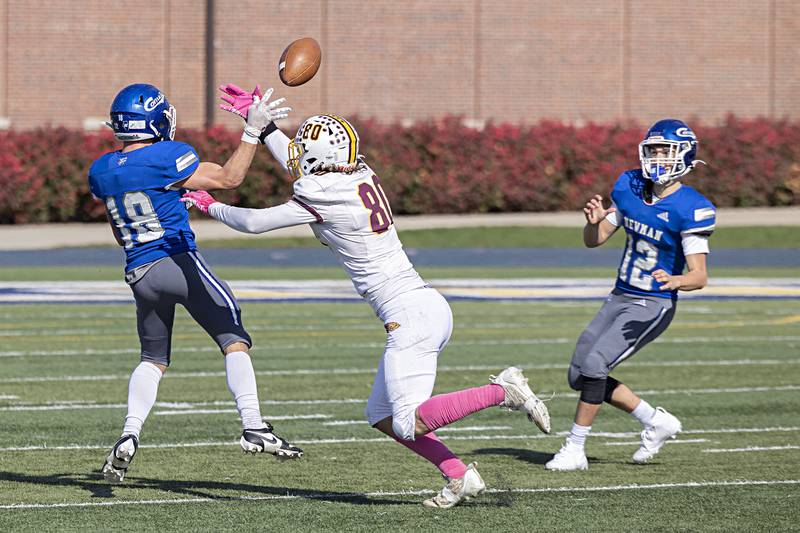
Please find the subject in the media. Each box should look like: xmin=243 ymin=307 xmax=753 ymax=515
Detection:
xmin=490 ymin=367 xmax=551 ymax=433
xmin=414 ymin=383 xmax=505 ymax=437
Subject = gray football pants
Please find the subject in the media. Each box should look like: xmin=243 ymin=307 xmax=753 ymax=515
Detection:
xmin=128 ymin=251 xmax=251 ymax=366
xmin=568 ymin=289 xmax=676 ymax=389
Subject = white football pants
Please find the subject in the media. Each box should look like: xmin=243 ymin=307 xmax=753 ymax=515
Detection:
xmin=365 ymin=287 xmax=453 ymax=441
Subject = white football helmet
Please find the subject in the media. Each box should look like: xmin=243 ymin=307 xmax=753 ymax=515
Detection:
xmin=287 ymin=114 xmax=360 ymax=179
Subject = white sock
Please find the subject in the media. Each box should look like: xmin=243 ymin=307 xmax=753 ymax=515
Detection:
xmin=122 ymin=362 xmax=163 ymax=439
xmin=225 ymin=351 xmax=265 ymax=430
xmin=566 ymin=423 xmax=591 ymax=449
xmin=631 ymin=399 xmax=657 ymax=427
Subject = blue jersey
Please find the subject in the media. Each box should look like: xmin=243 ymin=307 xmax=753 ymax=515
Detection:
xmin=88 ymin=141 xmax=201 ymax=271
xmin=611 ymin=170 xmax=715 ymax=299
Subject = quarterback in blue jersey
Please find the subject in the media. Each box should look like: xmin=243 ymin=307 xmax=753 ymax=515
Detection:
xmin=546 ymin=119 xmax=716 ymax=471
xmin=89 ymin=83 xmax=302 ymax=483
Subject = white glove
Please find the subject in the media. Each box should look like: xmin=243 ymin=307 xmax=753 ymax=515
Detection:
xmin=241 ymin=88 xmax=291 ymax=144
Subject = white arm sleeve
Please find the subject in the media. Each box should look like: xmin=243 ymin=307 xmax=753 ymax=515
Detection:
xmin=681 ymin=233 xmax=710 ymax=255
xmin=604 ymin=203 xmax=620 ymax=226
xmin=208 ymin=201 xmax=317 ymax=234
xmin=263 ymin=128 xmax=292 ymax=172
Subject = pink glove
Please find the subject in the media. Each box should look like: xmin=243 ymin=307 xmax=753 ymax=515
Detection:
xmin=219 ymin=83 xmax=262 ymax=120
xmin=181 ymin=190 xmax=219 ymax=214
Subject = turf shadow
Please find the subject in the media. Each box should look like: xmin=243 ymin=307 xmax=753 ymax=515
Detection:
xmin=471 ymin=447 xmax=609 ymax=466
xmin=0 ymin=471 xmax=113 ymax=498
xmin=471 ymin=447 xmax=554 ymax=465
xmin=0 ymin=470 xmax=412 ymax=505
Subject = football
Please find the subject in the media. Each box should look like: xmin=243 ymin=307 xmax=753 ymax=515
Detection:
xmin=279 ymin=37 xmax=322 ymax=87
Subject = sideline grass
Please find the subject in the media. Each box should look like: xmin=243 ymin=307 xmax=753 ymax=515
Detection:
xmin=0 ymin=299 xmax=798 ymax=531
xmin=194 ymin=225 xmax=800 ymax=249
xmin=58 ymin=225 xmax=799 ymax=249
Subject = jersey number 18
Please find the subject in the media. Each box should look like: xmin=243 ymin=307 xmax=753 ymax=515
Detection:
xmin=106 ymin=192 xmax=165 ymax=249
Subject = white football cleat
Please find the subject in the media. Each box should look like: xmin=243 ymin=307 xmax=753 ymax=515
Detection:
xmin=240 ymin=424 xmax=303 ymax=459
xmin=101 ymin=434 xmax=138 ymax=484
xmin=490 ymin=366 xmax=551 ymax=433
xmin=545 ymin=443 xmax=589 ymax=471
xmin=632 ymin=407 xmax=682 ymax=464
xmin=422 ymin=462 xmax=486 ymax=509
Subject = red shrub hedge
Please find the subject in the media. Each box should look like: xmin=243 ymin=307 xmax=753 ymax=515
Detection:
xmin=0 ymin=116 xmax=797 ymax=223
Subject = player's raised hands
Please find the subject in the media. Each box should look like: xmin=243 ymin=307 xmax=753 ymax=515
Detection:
xmin=241 ymin=88 xmax=291 ymax=144
xmin=583 ymin=194 xmax=616 ymax=225
xmin=181 ymin=190 xmax=219 ymax=214
xmin=248 ymin=88 xmax=291 ymax=125
xmin=219 ymin=83 xmax=262 ymax=119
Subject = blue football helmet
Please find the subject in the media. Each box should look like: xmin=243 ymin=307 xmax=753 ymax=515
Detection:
xmin=108 ymin=84 xmax=176 ymax=142
xmin=638 ymin=119 xmax=700 ymax=184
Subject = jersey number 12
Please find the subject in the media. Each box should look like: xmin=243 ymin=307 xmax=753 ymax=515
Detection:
xmin=619 ymin=237 xmax=659 ymax=290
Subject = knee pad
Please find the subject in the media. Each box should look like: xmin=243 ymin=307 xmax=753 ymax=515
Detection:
xmin=604 ymin=376 xmax=621 ymax=403
xmin=579 ymin=376 xmax=607 ymax=405
xmin=567 ymin=365 xmax=583 ymax=391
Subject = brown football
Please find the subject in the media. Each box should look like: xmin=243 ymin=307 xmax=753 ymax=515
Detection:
xmin=279 ymin=37 xmax=322 ymax=87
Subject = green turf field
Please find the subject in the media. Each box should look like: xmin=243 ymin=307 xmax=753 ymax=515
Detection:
xmin=0 ymin=297 xmax=798 ymax=531
xmin=1 ymin=265 xmax=797 ymax=282
xmin=70 ymin=225 xmax=798 ymax=249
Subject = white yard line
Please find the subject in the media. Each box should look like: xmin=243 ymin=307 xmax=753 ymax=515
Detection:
xmin=1 ymin=335 xmax=798 ymax=359
xmin=702 ymin=445 xmax=800 ymax=453
xmin=605 ymin=438 xmax=710 ymax=446
xmin=1 ymin=426 xmax=797 ymax=453
xmin=152 ymin=411 xmax=330 ymax=419
xmin=0 ymin=479 xmax=797 ymax=510
xmin=0 ymin=399 xmax=366 ymax=412
xmin=437 ymin=425 xmax=514 ymax=433
xmin=2 ymin=359 xmax=798 ymax=384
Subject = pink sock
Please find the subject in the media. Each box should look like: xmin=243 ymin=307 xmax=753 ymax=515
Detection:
xmin=417 ymin=384 xmax=505 ymax=432
xmin=396 ymin=431 xmax=467 ymax=479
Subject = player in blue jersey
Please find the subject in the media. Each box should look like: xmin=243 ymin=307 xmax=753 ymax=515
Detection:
xmin=89 ymin=83 xmax=302 ymax=483
xmin=546 ymin=119 xmax=716 ymax=471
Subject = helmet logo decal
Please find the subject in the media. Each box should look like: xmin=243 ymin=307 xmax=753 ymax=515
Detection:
xmin=143 ymin=93 xmax=165 ymax=112
xmin=675 ymin=127 xmax=696 ymax=140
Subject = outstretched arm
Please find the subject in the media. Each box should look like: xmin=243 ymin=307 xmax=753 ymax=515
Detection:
xmin=182 ymin=191 xmax=317 ymax=234
xmin=181 ymin=143 xmax=258 ymax=191
xmin=260 ymin=124 xmax=292 ymax=172
xmin=582 ymin=194 xmax=619 ymax=247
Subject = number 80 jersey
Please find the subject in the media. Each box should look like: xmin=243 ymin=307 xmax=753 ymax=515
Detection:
xmin=291 ymin=164 xmax=427 ymax=313
xmin=88 ymin=141 xmax=200 ymax=271
xmin=609 ymin=170 xmax=716 ymax=299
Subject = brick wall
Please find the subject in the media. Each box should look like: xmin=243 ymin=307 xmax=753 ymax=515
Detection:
xmin=0 ymin=0 xmax=797 ymax=131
